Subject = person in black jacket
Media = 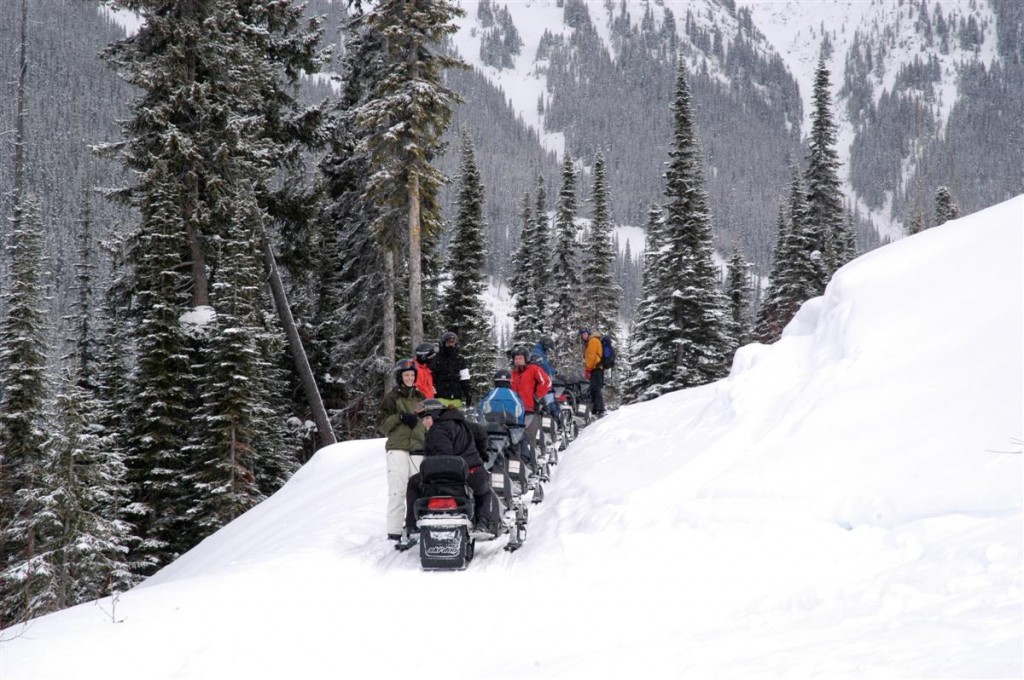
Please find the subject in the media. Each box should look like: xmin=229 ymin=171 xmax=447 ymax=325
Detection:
xmin=404 ymin=399 xmax=496 ymax=535
xmin=431 ymin=331 xmax=472 ymax=407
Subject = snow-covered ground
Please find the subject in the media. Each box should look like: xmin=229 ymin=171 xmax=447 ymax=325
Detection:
xmin=2 ymin=196 xmax=1021 ymax=678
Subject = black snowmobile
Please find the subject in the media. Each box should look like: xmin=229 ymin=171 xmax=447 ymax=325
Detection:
xmin=402 ymin=447 xmax=528 ymax=571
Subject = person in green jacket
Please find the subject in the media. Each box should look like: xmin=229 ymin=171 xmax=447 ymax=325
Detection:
xmin=379 ymin=359 xmax=427 ymax=541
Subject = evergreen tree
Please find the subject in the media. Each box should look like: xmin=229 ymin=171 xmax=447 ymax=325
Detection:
xmin=725 ymin=245 xmax=753 ymax=353
xmin=755 ymin=168 xmax=821 ymax=344
xmin=934 ymin=186 xmax=960 ymax=226
xmin=804 ymin=58 xmax=848 ymax=286
xmin=531 ymin=176 xmax=554 ymax=334
xmin=122 ymin=186 xmax=194 ymax=573
xmin=100 ymin=0 xmax=325 ymax=569
xmin=906 ymin=208 xmax=926 ymax=235
xmin=660 ymin=65 xmax=733 ymax=389
xmin=64 ymin=193 xmax=100 ymax=389
xmin=0 ymin=194 xmax=53 ymax=627
xmin=441 ymin=133 xmax=498 ymax=398
xmin=581 ymin=151 xmax=622 ymax=337
xmin=549 ymin=153 xmax=583 ymax=357
xmin=355 ymin=0 xmax=466 ymax=349
xmin=315 ymin=13 xmax=391 ymax=438
xmin=510 ymin=191 xmax=542 ymax=345
xmin=186 ymin=192 xmax=298 ymax=540
xmin=42 ymin=378 xmax=137 ymax=611
xmin=622 ymin=205 xmax=676 ymax=401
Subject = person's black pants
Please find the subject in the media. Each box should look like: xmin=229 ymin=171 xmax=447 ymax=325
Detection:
xmin=589 ymin=368 xmax=606 ymax=414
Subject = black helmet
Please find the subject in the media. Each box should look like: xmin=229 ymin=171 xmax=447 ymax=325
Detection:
xmin=493 ymin=368 xmax=512 ymax=386
xmin=394 ymin=358 xmax=417 ymax=384
xmin=528 ymin=351 xmax=544 ymax=365
xmin=414 ymin=342 xmax=437 ymax=362
xmin=578 ymin=327 xmax=591 ymax=338
xmin=440 ymin=331 xmax=459 ymax=348
xmin=511 ymin=345 xmax=530 ymax=360
xmin=416 ymin=398 xmax=446 ymax=419
xmin=539 ymin=336 xmax=555 ymax=351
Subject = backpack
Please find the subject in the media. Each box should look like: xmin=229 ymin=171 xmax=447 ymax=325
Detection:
xmin=600 ymin=335 xmax=616 ymax=368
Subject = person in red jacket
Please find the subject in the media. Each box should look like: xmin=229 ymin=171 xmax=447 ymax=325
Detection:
xmin=510 ymin=345 xmax=551 ymax=462
xmin=413 ymin=342 xmax=436 ymax=399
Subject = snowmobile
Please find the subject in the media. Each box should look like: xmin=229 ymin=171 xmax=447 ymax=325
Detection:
xmin=401 ymin=451 xmax=528 ymax=571
xmin=552 ymin=374 xmax=592 ymax=428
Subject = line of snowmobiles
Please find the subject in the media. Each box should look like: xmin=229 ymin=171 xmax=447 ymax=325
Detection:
xmin=397 ymin=374 xmax=597 ymax=571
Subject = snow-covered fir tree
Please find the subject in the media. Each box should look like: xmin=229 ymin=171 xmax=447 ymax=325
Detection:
xmin=99 ymin=0 xmax=325 ymax=569
xmin=41 ymin=377 xmax=137 ymax=611
xmin=935 ymin=186 xmax=961 ymax=226
xmin=531 ymin=176 xmax=554 ymax=336
xmin=804 ymin=58 xmax=850 ymax=286
xmin=549 ymin=153 xmax=584 ymax=359
xmin=315 ymin=14 xmax=392 ymax=437
xmin=0 ymin=194 xmax=54 ymax=627
xmin=623 ymin=204 xmax=676 ymax=402
xmin=186 ymin=194 xmax=299 ymax=540
xmin=581 ymin=152 xmax=621 ymax=338
xmin=725 ymin=245 xmax=754 ymax=352
xmin=755 ymin=167 xmax=822 ymax=344
xmin=510 ymin=191 xmax=542 ymax=346
xmin=660 ymin=65 xmax=733 ymax=389
xmin=121 ymin=189 xmax=194 ymax=573
xmin=63 ymin=193 xmax=99 ymax=388
xmin=441 ymin=132 xmax=498 ymax=399
xmin=354 ymin=0 xmax=466 ymax=349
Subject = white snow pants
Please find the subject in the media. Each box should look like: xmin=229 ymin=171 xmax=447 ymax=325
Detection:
xmin=385 ymin=449 xmax=423 ymax=535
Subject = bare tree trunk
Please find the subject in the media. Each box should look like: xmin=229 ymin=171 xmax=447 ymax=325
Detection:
xmin=13 ymin=0 xmax=27 ymax=208
xmin=407 ymin=173 xmax=423 ymax=347
xmin=383 ymin=248 xmax=397 ymax=393
xmin=262 ymin=239 xmax=336 ymax=448
xmin=181 ymin=0 xmax=208 ymax=306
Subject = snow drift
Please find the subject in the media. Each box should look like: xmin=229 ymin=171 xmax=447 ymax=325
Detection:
xmin=2 ymin=196 xmax=1021 ymax=679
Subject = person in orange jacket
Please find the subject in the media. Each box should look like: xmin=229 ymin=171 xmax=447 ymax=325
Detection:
xmin=579 ymin=328 xmax=606 ymax=417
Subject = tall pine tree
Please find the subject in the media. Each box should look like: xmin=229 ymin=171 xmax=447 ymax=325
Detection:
xmin=755 ymin=167 xmax=821 ymax=344
xmin=441 ymin=133 xmax=498 ymax=398
xmin=623 ymin=204 xmax=676 ymax=401
xmin=355 ymin=0 xmax=466 ymax=349
xmin=0 ymin=194 xmax=53 ymax=627
xmin=100 ymin=0 xmax=324 ymax=569
xmin=804 ymin=58 xmax=849 ymax=286
xmin=581 ymin=152 xmax=621 ymax=337
xmin=725 ymin=245 xmax=753 ymax=353
xmin=660 ymin=65 xmax=732 ymax=389
xmin=510 ymin=191 xmax=542 ymax=345
xmin=315 ymin=13 xmax=391 ymax=437
xmin=549 ymin=153 xmax=584 ymax=358
xmin=42 ymin=378 xmax=137 ymax=611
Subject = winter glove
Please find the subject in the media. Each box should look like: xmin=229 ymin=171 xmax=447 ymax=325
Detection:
xmin=399 ymin=412 xmax=418 ymax=428
xmin=583 ymin=369 xmax=591 ymax=380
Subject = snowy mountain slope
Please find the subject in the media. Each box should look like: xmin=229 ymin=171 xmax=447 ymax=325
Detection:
xmin=451 ymin=0 xmax=1010 ymax=241
xmin=3 ymin=195 xmax=1020 ymax=679
xmin=739 ymin=0 xmax=1001 ymax=240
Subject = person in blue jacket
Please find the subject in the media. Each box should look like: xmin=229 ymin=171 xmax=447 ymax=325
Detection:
xmin=531 ymin=336 xmax=558 ymax=378
xmin=478 ymin=368 xmax=526 ymax=426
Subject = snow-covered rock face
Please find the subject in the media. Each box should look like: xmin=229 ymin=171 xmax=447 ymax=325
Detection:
xmin=4 ymin=195 xmax=1021 ymax=680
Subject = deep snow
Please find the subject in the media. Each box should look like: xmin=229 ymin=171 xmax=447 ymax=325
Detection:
xmin=1 ymin=196 xmax=1021 ymax=678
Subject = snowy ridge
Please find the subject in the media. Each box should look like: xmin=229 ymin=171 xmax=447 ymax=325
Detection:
xmin=3 ymin=195 xmax=1020 ymax=679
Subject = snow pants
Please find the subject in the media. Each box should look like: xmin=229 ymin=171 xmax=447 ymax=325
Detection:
xmin=386 ymin=449 xmax=423 ymax=535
